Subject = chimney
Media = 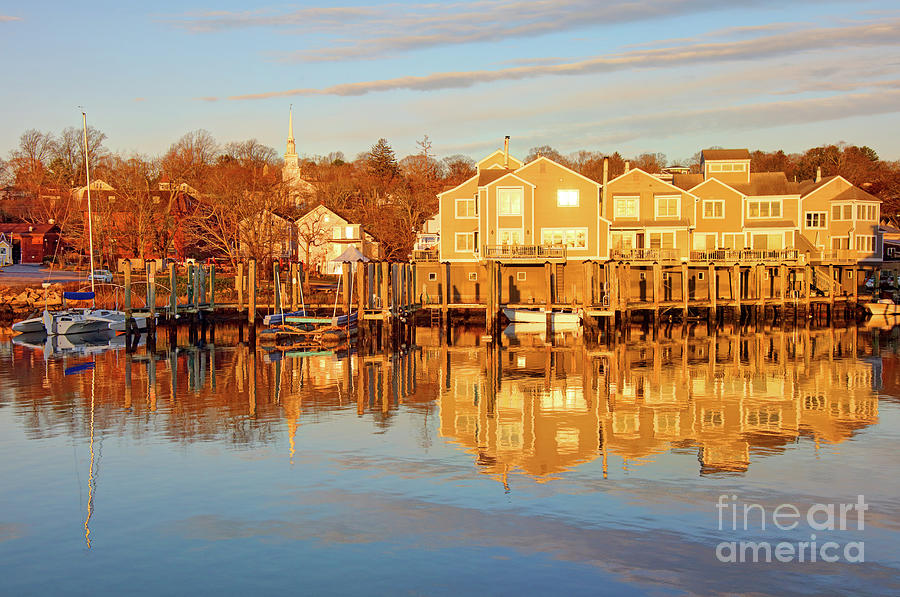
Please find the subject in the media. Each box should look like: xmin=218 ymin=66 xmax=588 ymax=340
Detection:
xmin=504 ymin=136 xmax=510 ymax=169
xmin=816 ymin=166 xmax=822 ymax=183
xmin=624 ymin=160 xmax=630 ymax=173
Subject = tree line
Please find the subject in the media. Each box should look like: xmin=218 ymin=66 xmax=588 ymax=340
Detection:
xmin=2 ymin=128 xmax=899 ymax=269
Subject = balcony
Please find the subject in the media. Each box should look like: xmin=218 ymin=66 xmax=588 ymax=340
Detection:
xmin=806 ymin=249 xmax=857 ymax=264
xmin=689 ymin=249 xmax=801 ymax=263
xmin=411 ymin=248 xmax=440 ymax=262
xmin=482 ymin=244 xmax=566 ymax=262
xmin=610 ymin=248 xmax=680 ymax=262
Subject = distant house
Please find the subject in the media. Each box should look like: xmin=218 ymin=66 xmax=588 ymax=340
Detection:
xmin=295 ymin=204 xmax=380 ymax=275
xmin=0 ymin=233 xmax=12 ymax=266
xmin=0 ymin=223 xmax=62 ymax=264
xmin=412 ymin=214 xmax=440 ymax=260
xmin=238 ymin=209 xmax=298 ymax=266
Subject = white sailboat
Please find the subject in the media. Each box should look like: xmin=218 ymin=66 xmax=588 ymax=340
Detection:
xmin=40 ymin=112 xmax=125 ymax=335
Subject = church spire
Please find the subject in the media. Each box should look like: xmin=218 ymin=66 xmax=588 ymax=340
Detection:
xmin=286 ymin=104 xmax=296 ymax=157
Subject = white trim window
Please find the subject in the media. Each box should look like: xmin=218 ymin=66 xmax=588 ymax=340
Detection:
xmin=455 ymin=197 xmax=476 ymax=219
xmin=831 ymin=236 xmax=850 ymax=250
xmin=455 ymin=232 xmax=475 ymax=253
xmin=557 ymin=189 xmax=579 ymax=207
xmin=692 ymin=233 xmax=717 ymax=250
xmin=611 ymin=231 xmax=636 ymax=250
xmin=702 ymin=200 xmax=724 ymax=219
xmin=655 ymin=195 xmax=680 ymax=218
xmin=747 ymin=199 xmax=782 ymax=219
xmin=722 ymin=233 xmax=744 ymax=249
xmin=708 ymin=162 xmax=747 ymax=172
xmin=805 ymin=212 xmax=827 ymax=229
xmin=498 ymin=187 xmax=523 ymax=216
xmin=855 ymin=235 xmax=875 ymax=252
xmin=856 ymin=204 xmax=878 ymax=221
xmin=649 ymin=231 xmax=676 ymax=249
xmin=498 ymin=229 xmax=523 ymax=245
xmin=832 ymin=204 xmax=852 ymax=221
xmin=614 ymin=195 xmax=639 ymax=219
xmin=541 ymin=227 xmax=588 ymax=249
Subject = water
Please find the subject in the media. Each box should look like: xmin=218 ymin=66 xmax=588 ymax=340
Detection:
xmin=1 ymin=324 xmax=899 ymax=596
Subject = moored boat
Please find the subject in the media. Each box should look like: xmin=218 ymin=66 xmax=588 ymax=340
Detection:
xmin=865 ymin=299 xmax=900 ymax=316
xmin=502 ymin=307 xmax=581 ymax=325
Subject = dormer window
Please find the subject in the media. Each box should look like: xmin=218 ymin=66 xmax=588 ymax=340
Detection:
xmin=707 ymin=163 xmax=747 ymax=173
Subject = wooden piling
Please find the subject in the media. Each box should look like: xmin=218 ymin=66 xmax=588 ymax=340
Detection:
xmin=544 ymin=261 xmax=552 ymax=334
xmin=342 ymin=261 xmax=351 ymax=316
xmin=168 ymin=262 xmax=177 ymax=322
xmin=248 ymin=259 xmax=257 ymax=326
xmin=290 ymin=262 xmax=299 ymax=312
xmin=236 ymin=262 xmax=244 ymax=311
xmin=273 ymin=262 xmax=282 ymax=314
xmin=681 ymin=262 xmax=689 ymax=320
xmin=209 ymin=265 xmax=215 ymax=311
xmin=147 ymin=263 xmax=156 ymax=334
xmin=708 ymin=263 xmax=717 ymax=322
xmin=731 ymin=264 xmax=741 ymax=322
xmin=124 ymin=261 xmax=133 ymax=332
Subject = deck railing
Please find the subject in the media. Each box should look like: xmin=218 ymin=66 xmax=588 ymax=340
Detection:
xmin=689 ymin=249 xmax=801 ymax=263
xmin=482 ymin=245 xmax=567 ymax=260
xmin=807 ymin=249 xmax=856 ymax=263
xmin=610 ymin=248 xmax=681 ymax=261
xmin=411 ymin=248 xmax=440 ymax=262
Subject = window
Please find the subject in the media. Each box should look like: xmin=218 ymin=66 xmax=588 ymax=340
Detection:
xmin=655 ymin=195 xmax=679 ymax=218
xmin=456 ymin=197 xmax=476 ymax=218
xmin=702 ymin=200 xmax=724 ymax=219
xmin=751 ymin=233 xmax=783 ymax=250
xmin=455 ymin=232 xmax=475 ymax=252
xmin=805 ymin=212 xmax=827 ymax=228
xmin=611 ymin=231 xmax=635 ymax=250
xmin=498 ymin=229 xmax=522 ymax=245
xmin=708 ymin=162 xmax=747 ymax=172
xmin=557 ymin=189 xmax=579 ymax=207
xmin=693 ymin=233 xmax=716 ymax=250
xmin=855 ymin=235 xmax=875 ymax=252
xmin=498 ymin=188 xmax=523 ymax=216
xmin=468 ymin=272 xmax=478 ymax=281
xmin=428 ymin=272 xmax=437 ymax=281
xmin=516 ymin=271 xmax=527 ymax=281
xmin=541 ymin=228 xmax=588 ymax=249
xmin=831 ymin=237 xmax=849 ymax=250
xmin=722 ymin=233 xmax=743 ymax=249
xmin=649 ymin=231 xmax=675 ymax=249
xmin=748 ymin=199 xmax=781 ymax=219
xmin=614 ymin=195 xmax=639 ymax=218
xmin=832 ymin=204 xmax=853 ymax=221
xmin=856 ymin=204 xmax=877 ymax=221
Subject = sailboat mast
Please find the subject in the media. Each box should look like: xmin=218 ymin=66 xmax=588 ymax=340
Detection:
xmin=81 ymin=112 xmax=96 ymax=304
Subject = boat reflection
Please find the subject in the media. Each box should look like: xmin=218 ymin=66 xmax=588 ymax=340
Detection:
xmin=1 ymin=323 xmax=887 ymax=486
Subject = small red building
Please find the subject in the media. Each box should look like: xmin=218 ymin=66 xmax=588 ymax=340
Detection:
xmin=0 ymin=223 xmax=62 ymax=264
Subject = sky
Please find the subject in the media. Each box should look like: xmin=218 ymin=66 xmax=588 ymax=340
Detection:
xmin=2 ymin=0 xmax=900 ymax=165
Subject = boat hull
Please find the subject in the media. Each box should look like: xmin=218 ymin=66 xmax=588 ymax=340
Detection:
xmin=12 ymin=316 xmax=46 ymax=334
xmin=502 ymin=308 xmax=580 ymax=325
xmin=865 ymin=302 xmax=900 ymax=316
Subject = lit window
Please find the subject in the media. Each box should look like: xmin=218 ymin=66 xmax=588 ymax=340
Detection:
xmin=614 ymin=196 xmax=639 ymax=218
xmin=703 ymin=200 xmax=724 ymax=218
xmin=498 ymin=188 xmax=523 ymax=216
xmin=541 ymin=228 xmax=587 ymax=249
xmin=557 ymin=189 xmax=579 ymax=207
xmin=655 ymin=195 xmax=679 ymax=218
xmin=498 ymin=229 xmax=522 ymax=245
xmin=456 ymin=197 xmax=476 ymax=218
xmin=748 ymin=200 xmax=781 ymax=219
xmin=649 ymin=231 xmax=675 ymax=249
xmin=855 ymin=235 xmax=875 ymax=252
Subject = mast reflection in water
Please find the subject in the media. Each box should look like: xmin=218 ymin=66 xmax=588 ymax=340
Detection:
xmin=0 ymin=323 xmax=898 ymax=596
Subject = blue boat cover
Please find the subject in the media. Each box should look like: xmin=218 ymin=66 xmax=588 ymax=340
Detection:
xmin=64 ymin=362 xmax=96 ymax=375
xmin=63 ymin=291 xmax=95 ymax=301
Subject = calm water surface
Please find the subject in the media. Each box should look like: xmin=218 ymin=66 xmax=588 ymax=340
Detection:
xmin=1 ymin=324 xmax=899 ymax=596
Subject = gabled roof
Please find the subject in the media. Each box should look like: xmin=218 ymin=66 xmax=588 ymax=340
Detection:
xmin=484 ymin=172 xmax=536 ymax=189
xmin=476 ymin=149 xmax=524 ymax=170
xmin=477 ymin=169 xmax=510 ymax=186
xmin=605 ymin=167 xmax=697 ymax=198
xmin=798 ymin=175 xmax=880 ymax=202
xmin=438 ymin=173 xmax=478 ymax=196
xmin=701 ymin=149 xmax=750 ymax=161
xmin=514 ymin=156 xmax=601 ymax=188
xmin=827 ymin=185 xmax=881 ymax=203
xmin=296 ymin=203 xmax=349 ymax=225
xmin=684 ymin=176 xmax=744 ymax=196
xmin=0 ymin=222 xmax=60 ymax=234
xmin=730 ymin=172 xmax=801 ymax=196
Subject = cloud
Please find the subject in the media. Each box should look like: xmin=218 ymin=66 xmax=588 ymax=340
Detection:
xmin=195 ymin=96 xmax=219 ymax=102
xmin=0 ymin=15 xmax=22 ymax=22
xmin=133 ymin=97 xmax=146 ymax=103
xmin=171 ymin=0 xmax=808 ymax=62
xmin=228 ymin=18 xmax=900 ymax=100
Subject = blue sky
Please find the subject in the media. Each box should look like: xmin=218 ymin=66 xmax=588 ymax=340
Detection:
xmin=3 ymin=1 xmax=900 ymax=164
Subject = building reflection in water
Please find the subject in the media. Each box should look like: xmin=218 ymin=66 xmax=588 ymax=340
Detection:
xmin=432 ymin=324 xmax=881 ymax=482
xmin=1 ymin=323 xmax=885 ymax=488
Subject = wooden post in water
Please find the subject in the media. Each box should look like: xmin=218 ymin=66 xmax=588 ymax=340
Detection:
xmin=193 ymin=264 xmax=201 ymax=309
xmin=236 ymin=262 xmax=244 ymax=311
xmin=168 ymin=262 xmax=177 ymax=322
xmin=755 ymin=264 xmax=764 ymax=324
xmin=802 ymin=264 xmax=811 ymax=317
xmin=544 ymin=261 xmax=553 ymax=334
xmin=199 ymin=265 xmax=207 ymax=306
xmin=851 ymin=266 xmax=858 ymax=318
xmin=248 ymin=259 xmax=257 ymax=337
xmin=147 ymin=263 xmax=156 ymax=336
xmin=209 ymin=265 xmax=215 ymax=311
xmin=731 ymin=264 xmax=741 ymax=323
xmin=123 ymin=260 xmax=133 ymax=336
xmin=291 ymin=262 xmax=299 ymax=312
xmin=273 ymin=262 xmax=282 ymax=314
xmin=356 ymin=261 xmax=366 ymax=345
xmin=186 ymin=264 xmax=194 ymax=308
xmin=681 ymin=262 xmax=689 ymax=321
xmin=708 ymin=263 xmax=717 ymax=324
xmin=342 ymin=261 xmax=351 ymax=316
xmin=441 ymin=261 xmax=449 ymax=329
